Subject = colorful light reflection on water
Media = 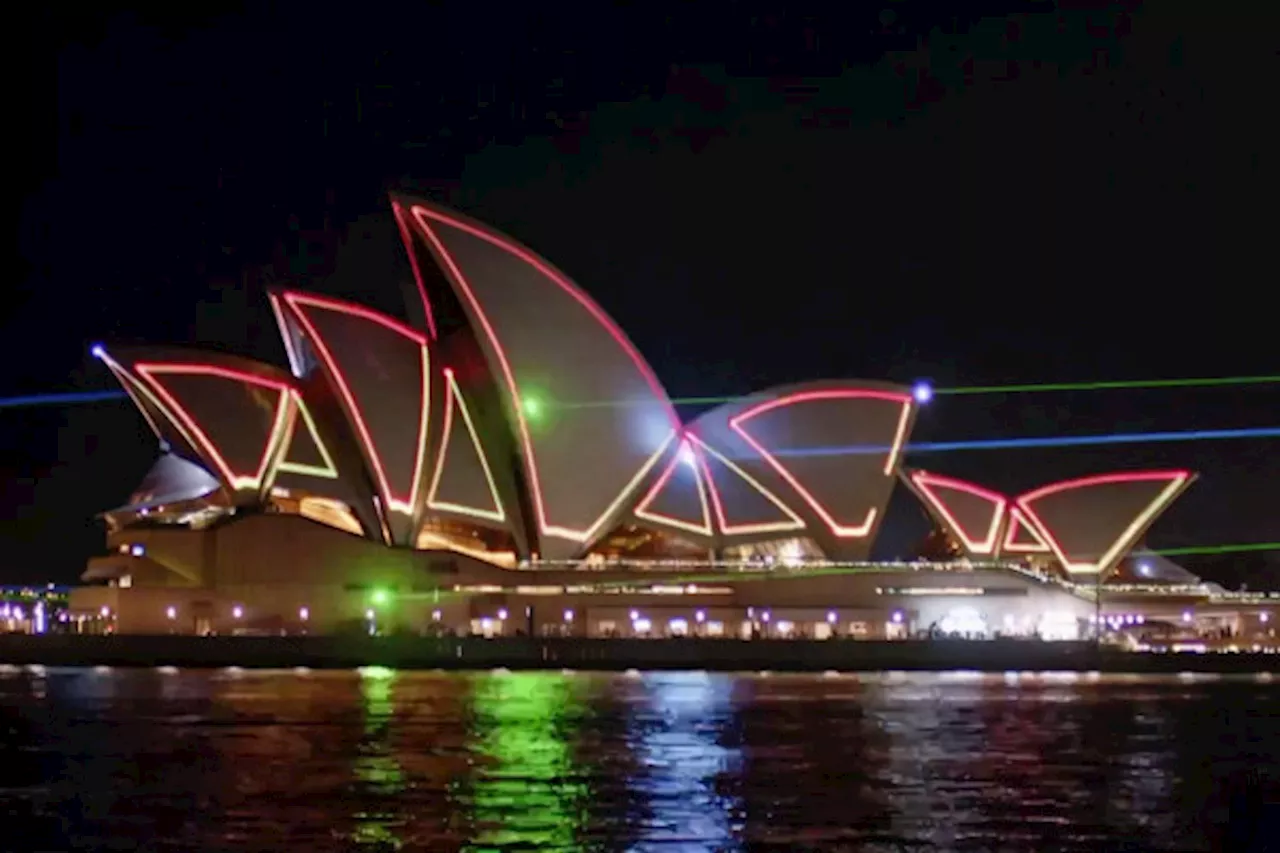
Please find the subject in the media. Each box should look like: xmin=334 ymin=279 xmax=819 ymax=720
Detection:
xmin=626 ymin=671 xmax=743 ymax=849
xmin=1 ymin=668 xmax=1278 ymax=851
xmin=351 ymin=665 xmax=407 ymax=848
xmin=464 ymin=671 xmax=590 ymax=850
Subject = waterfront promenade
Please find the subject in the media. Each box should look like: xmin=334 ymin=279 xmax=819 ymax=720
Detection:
xmin=1 ymin=635 xmax=1277 ymax=673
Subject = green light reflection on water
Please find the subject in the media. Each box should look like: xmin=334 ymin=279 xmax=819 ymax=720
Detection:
xmin=464 ymin=671 xmax=589 ymax=852
xmin=352 ymin=665 xmax=407 ymax=849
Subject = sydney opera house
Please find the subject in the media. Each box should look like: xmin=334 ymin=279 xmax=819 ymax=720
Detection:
xmin=70 ymin=195 xmax=1276 ymax=644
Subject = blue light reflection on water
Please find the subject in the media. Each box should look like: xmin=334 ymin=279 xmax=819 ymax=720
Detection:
xmin=625 ymin=671 xmax=743 ymax=851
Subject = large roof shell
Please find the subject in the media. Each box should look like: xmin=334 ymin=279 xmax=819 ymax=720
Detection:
xmin=97 ymin=346 xmax=295 ymax=505
xmin=901 ymin=467 xmax=1196 ymax=578
xmin=686 ymin=380 xmax=917 ymax=559
xmin=396 ymin=195 xmax=682 ymax=559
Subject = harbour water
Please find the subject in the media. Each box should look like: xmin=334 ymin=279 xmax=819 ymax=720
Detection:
xmin=1 ymin=666 xmax=1276 ymax=851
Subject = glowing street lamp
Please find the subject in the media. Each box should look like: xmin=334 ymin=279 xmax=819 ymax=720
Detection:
xmin=912 ymin=381 xmax=934 ymax=404
xmin=232 ymin=605 xmax=243 ymax=619
xmin=299 ymin=607 xmax=309 ymax=621
xmin=165 ymin=606 xmax=176 ymax=620
xmin=563 ymin=609 xmax=574 ymax=622
xmin=370 ymin=588 xmax=391 ymax=607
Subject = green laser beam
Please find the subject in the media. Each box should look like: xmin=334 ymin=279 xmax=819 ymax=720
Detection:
xmin=938 ymin=375 xmax=1280 ymax=396
xmin=555 ymin=395 xmax=739 ymax=410
xmin=542 ymin=375 xmax=1280 ymax=409
xmin=1152 ymin=542 xmax=1280 ymax=558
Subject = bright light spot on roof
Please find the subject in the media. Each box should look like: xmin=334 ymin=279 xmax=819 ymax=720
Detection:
xmin=1138 ymin=562 xmax=1153 ymax=577
xmin=912 ymin=381 xmax=934 ymax=404
xmin=90 ymin=344 xmax=106 ymax=360
xmin=522 ymin=394 xmax=543 ymax=419
xmin=678 ymin=442 xmax=696 ymax=467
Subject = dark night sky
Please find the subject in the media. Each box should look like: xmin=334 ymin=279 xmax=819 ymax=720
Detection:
xmin=8 ymin=2 xmax=1278 ymax=585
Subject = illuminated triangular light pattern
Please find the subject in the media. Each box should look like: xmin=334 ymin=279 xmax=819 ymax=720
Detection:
xmin=405 ymin=203 xmax=682 ymax=546
xmin=133 ymin=364 xmax=291 ymax=494
xmin=1002 ymin=507 xmax=1052 ymax=554
xmin=280 ymin=291 xmax=431 ymax=518
xmin=909 ymin=471 xmax=1008 ymax=555
xmin=1016 ymin=471 xmax=1193 ymax=576
xmin=101 ymin=358 xmax=177 ymax=445
xmin=730 ymin=390 xmax=914 ymax=538
xmin=688 ymin=436 xmax=805 ymax=536
xmin=633 ymin=441 xmax=714 ymax=537
xmin=426 ymin=369 xmax=505 ymax=524
xmin=277 ymin=392 xmax=339 ymax=480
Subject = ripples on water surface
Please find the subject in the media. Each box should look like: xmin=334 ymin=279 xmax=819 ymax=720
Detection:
xmin=1 ymin=666 xmax=1277 ymax=851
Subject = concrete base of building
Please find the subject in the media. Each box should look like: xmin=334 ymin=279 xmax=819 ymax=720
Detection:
xmin=0 ymin=635 xmax=1277 ymax=674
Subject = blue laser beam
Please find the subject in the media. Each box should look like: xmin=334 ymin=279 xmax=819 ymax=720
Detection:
xmin=0 ymin=390 xmax=129 ymax=410
xmin=907 ymin=426 xmax=1280 ymax=454
xmin=1 ymin=391 xmax=1276 ymax=458
xmin=769 ymin=426 xmax=1280 ymax=458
